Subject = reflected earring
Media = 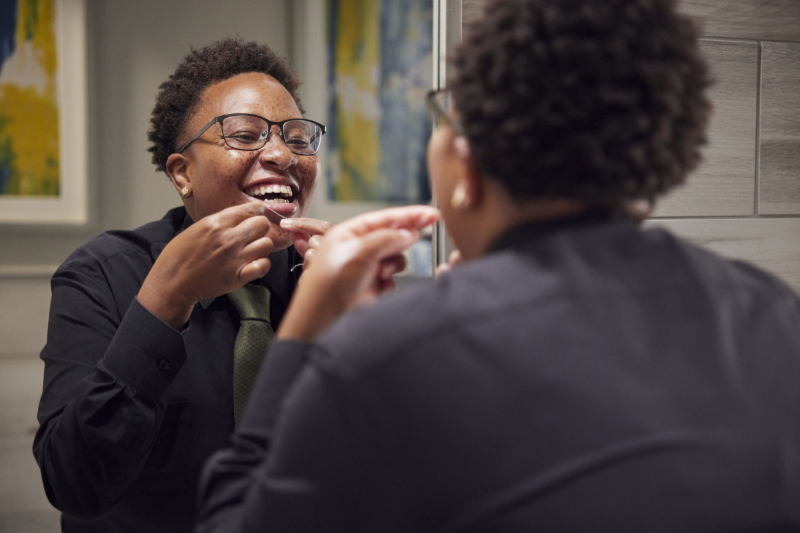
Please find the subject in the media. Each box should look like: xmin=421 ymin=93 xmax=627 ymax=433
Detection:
xmin=450 ymin=185 xmax=467 ymax=209
xmin=181 ymin=187 xmax=190 ymax=197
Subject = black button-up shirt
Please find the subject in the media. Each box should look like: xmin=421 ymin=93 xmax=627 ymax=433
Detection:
xmin=198 ymin=215 xmax=800 ymax=532
xmin=33 ymin=207 xmax=303 ymax=533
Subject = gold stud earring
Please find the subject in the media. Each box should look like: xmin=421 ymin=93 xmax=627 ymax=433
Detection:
xmin=181 ymin=187 xmax=190 ymax=197
xmin=450 ymin=185 xmax=467 ymax=209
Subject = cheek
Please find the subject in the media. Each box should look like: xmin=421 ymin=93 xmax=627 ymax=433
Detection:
xmin=427 ymin=134 xmax=450 ymax=197
xmin=296 ymin=159 xmax=319 ymax=201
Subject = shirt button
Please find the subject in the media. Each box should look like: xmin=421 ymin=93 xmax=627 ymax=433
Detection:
xmin=157 ymin=359 xmax=172 ymax=372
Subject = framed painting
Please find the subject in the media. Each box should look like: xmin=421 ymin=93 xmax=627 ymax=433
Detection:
xmin=325 ymin=0 xmax=433 ymax=203
xmin=0 ymin=0 xmax=88 ymax=225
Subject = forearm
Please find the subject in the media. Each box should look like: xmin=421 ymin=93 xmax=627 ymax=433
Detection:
xmin=34 ymin=297 xmax=187 ymax=518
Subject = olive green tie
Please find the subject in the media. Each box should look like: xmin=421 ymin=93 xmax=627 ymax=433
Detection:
xmin=228 ymin=284 xmax=274 ymax=426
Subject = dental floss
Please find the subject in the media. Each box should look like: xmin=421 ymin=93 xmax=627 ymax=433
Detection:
xmin=262 ymin=203 xmax=304 ymax=272
xmin=263 ymin=204 xmax=287 ymax=219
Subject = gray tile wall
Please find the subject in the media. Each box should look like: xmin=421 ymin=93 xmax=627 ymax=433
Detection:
xmin=650 ymin=1 xmax=800 ymax=292
xmin=760 ymin=41 xmax=800 ymax=214
xmin=680 ymin=0 xmax=800 ymax=41
xmin=457 ymin=0 xmax=800 ymax=291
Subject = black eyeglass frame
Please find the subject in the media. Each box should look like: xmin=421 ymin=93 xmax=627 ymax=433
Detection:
xmin=176 ymin=113 xmax=327 ymax=155
xmin=425 ymin=89 xmax=466 ymax=136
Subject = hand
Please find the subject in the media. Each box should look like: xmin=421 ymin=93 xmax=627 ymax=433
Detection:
xmin=435 ymin=250 xmax=463 ymax=277
xmin=279 ymin=217 xmax=333 ymax=258
xmin=277 ymin=206 xmax=440 ymax=341
xmin=280 ymin=217 xmax=404 ymax=279
xmin=138 ymin=202 xmax=274 ymax=329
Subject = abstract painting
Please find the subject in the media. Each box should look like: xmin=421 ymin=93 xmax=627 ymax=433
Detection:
xmin=0 ymin=0 xmax=86 ymax=225
xmin=326 ymin=0 xmax=432 ymax=203
xmin=0 ymin=0 xmax=58 ymax=196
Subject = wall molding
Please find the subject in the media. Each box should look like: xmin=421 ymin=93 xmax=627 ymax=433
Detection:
xmin=0 ymin=265 xmax=59 ymax=278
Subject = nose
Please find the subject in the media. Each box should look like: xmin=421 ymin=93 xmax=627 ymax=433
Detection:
xmin=258 ymin=125 xmax=297 ymax=170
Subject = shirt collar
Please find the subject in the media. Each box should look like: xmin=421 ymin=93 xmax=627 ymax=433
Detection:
xmin=488 ymin=205 xmax=631 ymax=254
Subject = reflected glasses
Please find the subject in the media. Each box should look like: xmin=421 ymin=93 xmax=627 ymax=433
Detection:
xmin=177 ymin=113 xmax=327 ymax=155
xmin=426 ymin=89 xmax=465 ymax=135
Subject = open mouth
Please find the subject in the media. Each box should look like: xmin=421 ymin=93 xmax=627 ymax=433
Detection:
xmin=246 ymin=183 xmax=297 ymax=204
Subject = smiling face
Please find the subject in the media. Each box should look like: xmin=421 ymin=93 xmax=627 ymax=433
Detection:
xmin=167 ymin=72 xmax=319 ymax=251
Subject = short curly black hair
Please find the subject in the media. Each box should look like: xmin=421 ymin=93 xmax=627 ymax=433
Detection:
xmin=148 ymin=38 xmax=303 ymax=173
xmin=450 ymin=0 xmax=712 ymax=202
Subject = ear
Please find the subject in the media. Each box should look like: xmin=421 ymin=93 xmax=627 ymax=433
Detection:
xmin=166 ymin=153 xmax=191 ymax=197
xmin=452 ymin=136 xmax=484 ymax=210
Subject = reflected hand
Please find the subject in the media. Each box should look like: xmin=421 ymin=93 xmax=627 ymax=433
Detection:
xmin=138 ymin=201 xmax=274 ymax=329
xmin=277 ymin=206 xmax=440 ymax=340
xmin=435 ymin=250 xmax=463 ymax=277
xmin=279 ymin=217 xmax=333 ymax=258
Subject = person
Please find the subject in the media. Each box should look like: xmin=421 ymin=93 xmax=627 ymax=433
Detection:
xmin=33 ymin=38 xmax=336 ymax=533
xmin=196 ymin=0 xmax=800 ymax=531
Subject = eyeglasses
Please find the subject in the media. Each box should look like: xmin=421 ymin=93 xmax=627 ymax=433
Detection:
xmin=426 ymin=89 xmax=465 ymax=135
xmin=177 ymin=113 xmax=327 ymax=155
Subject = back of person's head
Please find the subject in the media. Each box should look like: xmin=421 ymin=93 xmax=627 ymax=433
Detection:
xmin=450 ymin=0 xmax=712 ymax=204
xmin=147 ymin=38 xmax=302 ymax=174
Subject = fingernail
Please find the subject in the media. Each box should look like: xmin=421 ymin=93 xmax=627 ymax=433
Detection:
xmin=280 ymin=219 xmax=294 ymax=228
xmin=399 ymin=229 xmax=415 ymax=240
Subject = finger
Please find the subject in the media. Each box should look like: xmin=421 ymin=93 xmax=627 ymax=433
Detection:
xmin=350 ymin=228 xmax=418 ymax=268
xmin=233 ymin=214 xmax=272 ymax=242
xmin=213 ymin=201 xmax=269 ymax=226
xmin=435 ymin=262 xmax=452 ymax=277
xmin=436 ymin=249 xmax=463 ymax=277
xmin=333 ymin=206 xmax=439 ymax=238
xmin=281 ymin=217 xmax=333 ymax=236
xmin=291 ymin=232 xmax=311 ymax=257
xmin=302 ymin=248 xmax=315 ymax=271
xmin=308 ymin=234 xmax=324 ymax=249
xmin=379 ymin=254 xmax=406 ymax=279
xmin=377 ymin=276 xmax=396 ymax=294
xmin=241 ymin=236 xmax=274 ymax=261
xmin=239 ymin=258 xmax=271 ymax=284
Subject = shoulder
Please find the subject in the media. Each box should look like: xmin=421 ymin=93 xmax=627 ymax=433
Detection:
xmin=55 ymin=207 xmax=186 ymax=277
xmin=314 ymin=253 xmax=543 ymax=378
xmin=640 ymin=225 xmax=799 ymax=300
xmin=316 ymin=221 xmax=800 ymax=376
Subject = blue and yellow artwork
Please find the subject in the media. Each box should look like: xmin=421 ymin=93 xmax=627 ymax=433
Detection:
xmin=326 ymin=0 xmax=432 ymax=203
xmin=0 ymin=0 xmax=59 ymax=196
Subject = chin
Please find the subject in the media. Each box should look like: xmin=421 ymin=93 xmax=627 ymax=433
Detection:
xmin=268 ymin=229 xmax=293 ymax=252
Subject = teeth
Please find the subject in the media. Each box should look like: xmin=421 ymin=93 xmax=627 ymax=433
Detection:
xmin=246 ymin=184 xmax=294 ymax=198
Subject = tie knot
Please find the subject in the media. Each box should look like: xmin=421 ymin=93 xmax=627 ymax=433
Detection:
xmin=228 ymin=284 xmax=271 ymax=322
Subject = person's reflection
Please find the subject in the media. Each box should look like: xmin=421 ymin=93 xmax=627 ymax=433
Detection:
xmin=33 ymin=38 xmax=331 ymax=533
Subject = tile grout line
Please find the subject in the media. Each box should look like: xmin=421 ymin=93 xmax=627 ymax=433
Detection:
xmin=754 ymin=41 xmax=763 ymax=217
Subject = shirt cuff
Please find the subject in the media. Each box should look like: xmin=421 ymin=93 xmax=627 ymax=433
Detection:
xmin=238 ymin=340 xmax=315 ymax=432
xmin=100 ymin=297 xmax=188 ymax=401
